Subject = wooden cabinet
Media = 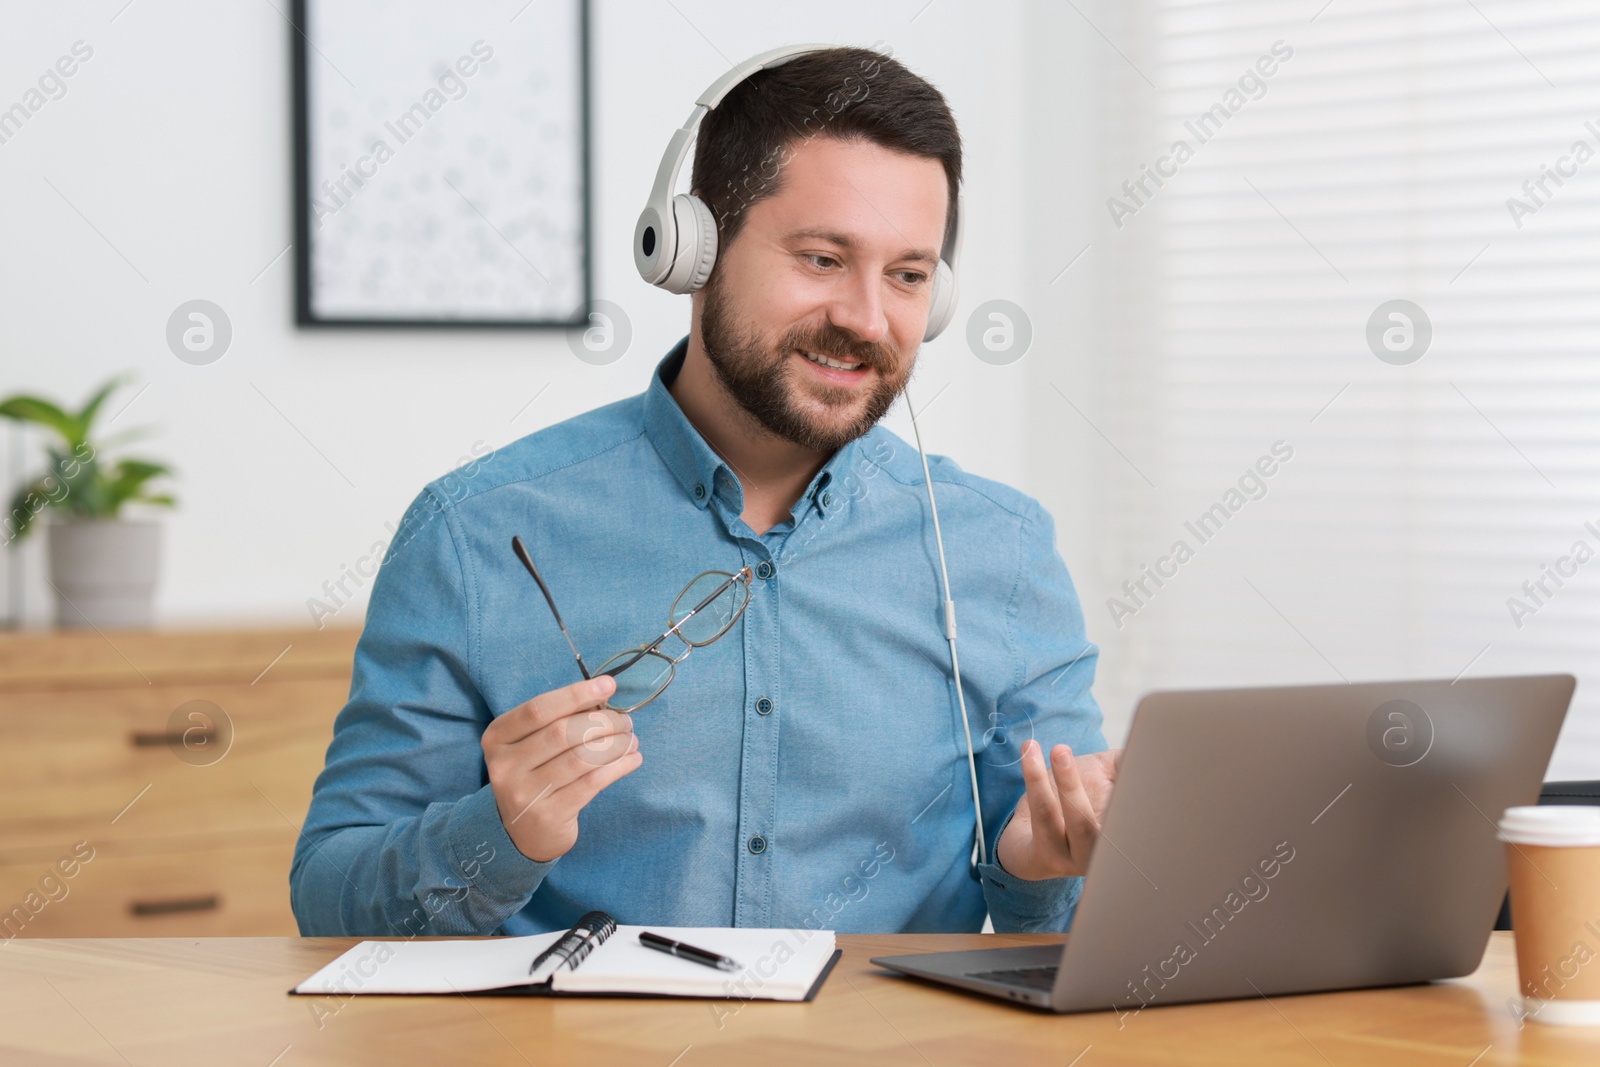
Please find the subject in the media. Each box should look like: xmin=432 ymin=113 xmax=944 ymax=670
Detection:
xmin=0 ymin=626 xmax=359 ymax=937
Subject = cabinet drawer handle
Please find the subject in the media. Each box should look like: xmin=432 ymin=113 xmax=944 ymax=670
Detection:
xmin=129 ymin=894 xmax=220 ymax=916
xmin=129 ymin=729 xmax=214 ymax=748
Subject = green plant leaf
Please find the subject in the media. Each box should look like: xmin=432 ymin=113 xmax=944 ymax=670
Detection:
xmin=99 ymin=482 xmax=137 ymax=514
xmin=110 ymin=459 xmax=171 ymax=480
xmin=76 ymin=373 xmax=135 ymax=434
xmin=47 ymin=450 xmax=99 ymax=516
xmin=0 ymin=396 xmax=83 ymax=448
xmin=3 ymin=478 xmax=56 ymax=543
xmin=2 ymin=374 xmax=176 ymax=525
xmin=102 ymin=458 xmax=174 ymax=513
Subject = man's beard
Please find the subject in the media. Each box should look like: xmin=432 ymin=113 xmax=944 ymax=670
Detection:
xmin=698 ymin=272 xmax=911 ymax=453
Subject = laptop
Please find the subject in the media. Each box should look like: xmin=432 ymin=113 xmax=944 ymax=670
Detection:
xmin=872 ymin=673 xmax=1576 ymax=1013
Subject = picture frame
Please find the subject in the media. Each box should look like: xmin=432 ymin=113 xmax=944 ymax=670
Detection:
xmin=290 ymin=0 xmax=591 ymax=327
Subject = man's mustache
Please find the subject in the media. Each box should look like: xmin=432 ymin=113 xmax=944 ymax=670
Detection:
xmin=783 ymin=330 xmax=897 ymax=370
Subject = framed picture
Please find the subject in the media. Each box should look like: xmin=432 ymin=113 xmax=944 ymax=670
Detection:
xmin=291 ymin=0 xmax=590 ymax=327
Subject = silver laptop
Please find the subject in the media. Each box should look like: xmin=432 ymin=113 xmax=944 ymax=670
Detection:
xmin=872 ymin=674 xmax=1575 ymax=1013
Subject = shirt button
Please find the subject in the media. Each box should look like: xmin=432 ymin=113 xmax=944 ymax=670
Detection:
xmin=821 ymin=491 xmax=832 ymax=507
xmin=755 ymin=560 xmax=775 ymax=580
xmin=747 ymin=835 xmax=767 ymax=855
xmin=693 ymin=483 xmax=706 ymax=499
xmin=755 ymin=697 xmax=773 ymax=716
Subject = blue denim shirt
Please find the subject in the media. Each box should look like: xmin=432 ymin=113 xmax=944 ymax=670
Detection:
xmin=291 ymin=338 xmax=1106 ymax=937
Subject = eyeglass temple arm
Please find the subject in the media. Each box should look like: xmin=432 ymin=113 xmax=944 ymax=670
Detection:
xmin=606 ymin=566 xmax=752 ymax=675
xmin=511 ymin=536 xmax=592 ymax=681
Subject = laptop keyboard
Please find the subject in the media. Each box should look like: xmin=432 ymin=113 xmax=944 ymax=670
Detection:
xmin=966 ymin=965 xmax=1058 ymax=991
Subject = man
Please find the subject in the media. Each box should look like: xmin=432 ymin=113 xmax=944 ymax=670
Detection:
xmin=291 ymin=46 xmax=1115 ymax=939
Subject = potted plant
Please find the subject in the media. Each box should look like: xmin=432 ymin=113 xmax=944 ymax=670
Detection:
xmin=1 ymin=374 xmax=176 ymax=628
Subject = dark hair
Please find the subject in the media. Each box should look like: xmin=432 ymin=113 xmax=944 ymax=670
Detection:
xmin=690 ymin=47 xmax=962 ymax=264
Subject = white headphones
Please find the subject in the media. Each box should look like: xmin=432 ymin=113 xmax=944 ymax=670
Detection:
xmin=633 ymin=44 xmax=964 ymax=343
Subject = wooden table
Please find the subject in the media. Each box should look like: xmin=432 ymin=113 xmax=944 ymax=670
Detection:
xmin=1 ymin=932 xmax=1596 ymax=1065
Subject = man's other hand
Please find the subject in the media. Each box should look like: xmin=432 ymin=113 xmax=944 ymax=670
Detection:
xmin=994 ymin=741 xmax=1122 ymax=881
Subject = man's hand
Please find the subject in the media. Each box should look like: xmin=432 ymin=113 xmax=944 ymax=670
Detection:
xmin=994 ymin=741 xmax=1122 ymax=881
xmin=483 ymin=675 xmax=641 ymax=863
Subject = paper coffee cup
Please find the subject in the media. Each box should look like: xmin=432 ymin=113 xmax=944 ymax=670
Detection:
xmin=1498 ymin=805 xmax=1600 ymax=1027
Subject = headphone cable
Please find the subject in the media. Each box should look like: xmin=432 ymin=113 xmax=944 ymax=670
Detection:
xmin=905 ymin=384 xmax=988 ymax=869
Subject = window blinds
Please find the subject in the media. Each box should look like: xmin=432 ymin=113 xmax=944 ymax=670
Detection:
xmin=1087 ymin=0 xmax=1600 ymax=778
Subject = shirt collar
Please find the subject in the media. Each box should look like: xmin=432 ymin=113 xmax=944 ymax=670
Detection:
xmin=643 ymin=337 xmax=855 ymax=520
xmin=644 ymin=337 xmax=726 ymax=511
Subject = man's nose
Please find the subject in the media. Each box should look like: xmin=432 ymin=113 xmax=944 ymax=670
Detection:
xmin=825 ymin=271 xmax=889 ymax=347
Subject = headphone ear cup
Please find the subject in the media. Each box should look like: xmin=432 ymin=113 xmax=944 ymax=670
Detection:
xmin=658 ymin=194 xmax=719 ymax=294
xmin=923 ymin=258 xmax=957 ymax=342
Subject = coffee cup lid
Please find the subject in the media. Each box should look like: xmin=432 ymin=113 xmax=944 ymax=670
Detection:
xmin=1498 ymin=805 xmax=1600 ymax=847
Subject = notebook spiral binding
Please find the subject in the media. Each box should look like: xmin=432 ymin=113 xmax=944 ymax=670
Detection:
xmin=530 ymin=910 xmax=618 ymax=977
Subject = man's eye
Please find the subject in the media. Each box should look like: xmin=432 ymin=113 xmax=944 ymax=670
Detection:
xmin=897 ymin=271 xmax=928 ymax=286
xmin=805 ymin=254 xmax=838 ymax=270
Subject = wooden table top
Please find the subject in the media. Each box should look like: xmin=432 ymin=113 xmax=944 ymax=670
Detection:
xmin=0 ymin=625 xmax=361 ymax=692
xmin=1 ymin=931 xmax=1596 ymax=1065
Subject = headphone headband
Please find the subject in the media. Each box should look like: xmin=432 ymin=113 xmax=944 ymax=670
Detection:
xmin=639 ymin=44 xmax=830 ymax=250
xmin=634 ymin=45 xmax=961 ymax=341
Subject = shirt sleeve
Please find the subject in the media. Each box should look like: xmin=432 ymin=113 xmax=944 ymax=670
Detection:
xmin=973 ymin=499 xmax=1107 ymax=932
xmin=289 ymin=486 xmax=555 ymax=936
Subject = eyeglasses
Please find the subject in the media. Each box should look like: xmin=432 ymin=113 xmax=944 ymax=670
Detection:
xmin=512 ymin=536 xmax=753 ymax=712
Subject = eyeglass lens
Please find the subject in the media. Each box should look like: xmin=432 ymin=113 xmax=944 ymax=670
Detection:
xmin=671 ymin=572 xmax=750 ymax=646
xmin=599 ymin=571 xmax=749 ymax=710
xmin=599 ymin=649 xmax=675 ymax=711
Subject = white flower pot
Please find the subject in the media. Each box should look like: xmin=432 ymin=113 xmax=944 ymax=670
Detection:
xmin=46 ymin=517 xmax=161 ymax=629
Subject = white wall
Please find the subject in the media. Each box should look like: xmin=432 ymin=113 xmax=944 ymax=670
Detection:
xmin=8 ymin=3 xmax=1590 ymax=775
xmin=0 ymin=1 xmax=1090 ymax=633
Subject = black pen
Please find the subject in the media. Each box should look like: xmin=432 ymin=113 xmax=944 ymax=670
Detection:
xmin=638 ymin=931 xmax=743 ymax=973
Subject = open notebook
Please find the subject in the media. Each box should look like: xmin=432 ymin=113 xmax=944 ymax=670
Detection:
xmin=293 ymin=918 xmax=839 ymax=1001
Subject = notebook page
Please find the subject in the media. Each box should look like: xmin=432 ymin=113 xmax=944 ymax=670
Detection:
xmin=294 ymin=932 xmax=563 ymax=994
xmin=552 ymin=926 xmax=836 ymax=999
